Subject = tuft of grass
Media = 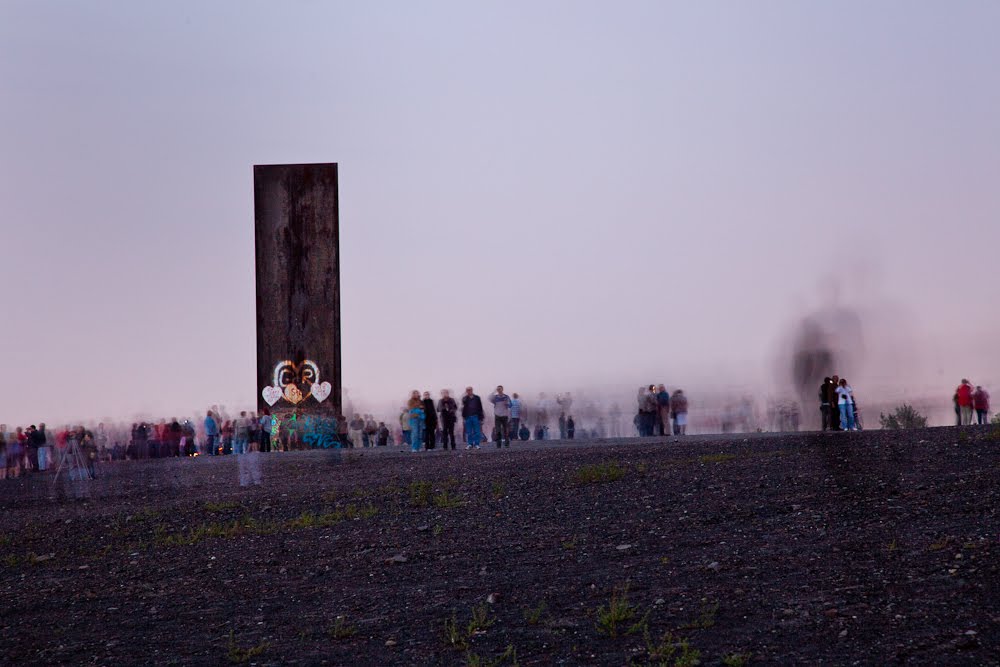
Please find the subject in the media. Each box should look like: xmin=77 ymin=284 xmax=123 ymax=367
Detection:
xmin=886 ymin=538 xmax=898 ymax=552
xmin=561 ymin=538 xmax=577 ymax=551
xmin=433 ymin=524 xmax=443 ymax=537
xmin=722 ymin=651 xmax=752 ymax=666
xmin=204 ymin=501 xmax=239 ymax=513
xmin=286 ymin=510 xmax=343 ymax=530
xmin=443 ymin=613 xmax=468 ymax=650
xmin=491 ymin=480 xmax=506 ymax=499
xmin=572 ymin=461 xmax=626 ymax=485
xmin=467 ymin=603 xmax=495 ymax=635
xmin=410 ymin=481 xmax=432 ymax=507
xmin=595 ymin=584 xmax=645 ymax=638
xmin=344 ymin=503 xmax=379 ymax=520
xmin=432 ymin=490 xmax=465 ymax=509
xmin=466 ymin=644 xmax=519 ymax=667
xmin=644 ymin=631 xmax=701 ymax=667
xmin=697 ymin=454 xmax=736 ymax=464
xmin=522 ymin=601 xmax=547 ymax=625
xmin=682 ymin=602 xmax=718 ymax=630
xmin=328 ymin=615 xmax=357 ymax=640
xmin=929 ymin=536 xmax=952 ymax=551
xmin=226 ymin=631 xmax=268 ymax=664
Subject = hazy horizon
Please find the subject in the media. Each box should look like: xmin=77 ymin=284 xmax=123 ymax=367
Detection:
xmin=2 ymin=2 xmax=999 ymax=427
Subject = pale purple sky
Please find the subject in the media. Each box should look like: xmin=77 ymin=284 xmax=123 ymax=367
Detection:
xmin=2 ymin=1 xmax=999 ymax=425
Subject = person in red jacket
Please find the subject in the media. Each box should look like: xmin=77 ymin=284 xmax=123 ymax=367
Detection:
xmin=955 ymin=379 xmax=974 ymax=425
xmin=972 ymin=385 xmax=991 ymax=425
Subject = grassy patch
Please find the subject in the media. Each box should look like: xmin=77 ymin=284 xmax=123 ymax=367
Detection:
xmin=572 ymin=462 xmax=626 ymax=485
xmin=697 ymin=454 xmax=736 ymax=464
xmin=595 ymin=584 xmax=646 ymax=638
xmin=491 ymin=481 xmax=506 ymax=499
xmin=432 ymin=490 xmax=465 ymax=509
xmin=681 ymin=602 xmax=718 ymax=630
xmin=466 ymin=644 xmax=519 ymax=667
xmin=929 ymin=536 xmax=952 ymax=551
xmin=410 ymin=481 xmax=433 ymax=507
xmin=643 ymin=631 xmax=701 ymax=667
xmin=467 ymin=603 xmax=495 ymax=635
xmin=328 ymin=615 xmax=357 ymax=640
xmin=523 ymin=601 xmax=547 ymax=625
xmin=722 ymin=651 xmax=752 ymax=666
xmin=227 ymin=631 xmax=268 ymax=664
xmin=443 ymin=613 xmax=468 ymax=650
xmin=204 ymin=501 xmax=239 ymax=513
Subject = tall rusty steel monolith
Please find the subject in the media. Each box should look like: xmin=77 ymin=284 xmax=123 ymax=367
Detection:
xmin=254 ymin=163 xmax=341 ymax=447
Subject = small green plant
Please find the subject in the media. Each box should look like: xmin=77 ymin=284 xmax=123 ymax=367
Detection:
xmin=722 ymin=651 xmax=751 ymax=666
xmin=467 ymin=603 xmax=495 ymax=635
xmin=204 ymin=501 xmax=239 ymax=513
xmin=561 ymin=538 xmax=577 ymax=550
xmin=328 ymin=615 xmax=357 ymax=640
xmin=886 ymin=538 xmax=897 ymax=552
xmin=466 ymin=644 xmax=519 ymax=667
xmin=879 ymin=404 xmax=927 ymax=430
xmin=572 ymin=461 xmax=626 ymax=485
xmin=697 ymin=454 xmax=736 ymax=464
xmin=343 ymin=503 xmax=378 ymax=520
xmin=227 ymin=631 xmax=268 ymax=664
xmin=443 ymin=613 xmax=468 ymax=650
xmin=644 ymin=631 xmax=700 ymax=666
xmin=433 ymin=524 xmax=443 ymax=537
xmin=410 ymin=481 xmax=432 ymax=507
xmin=929 ymin=536 xmax=952 ymax=551
xmin=491 ymin=480 xmax=506 ymax=499
xmin=433 ymin=490 xmax=465 ymax=509
xmin=595 ymin=584 xmax=645 ymax=637
xmin=682 ymin=602 xmax=718 ymax=630
xmin=523 ymin=601 xmax=547 ymax=625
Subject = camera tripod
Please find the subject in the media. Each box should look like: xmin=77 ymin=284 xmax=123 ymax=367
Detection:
xmin=52 ymin=440 xmax=90 ymax=482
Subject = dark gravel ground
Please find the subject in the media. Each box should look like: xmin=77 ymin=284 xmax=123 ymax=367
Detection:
xmin=1 ymin=427 xmax=998 ymax=666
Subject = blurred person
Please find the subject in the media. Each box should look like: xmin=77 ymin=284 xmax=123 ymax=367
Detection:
xmin=556 ymin=393 xmax=573 ymax=419
xmin=422 ymin=392 xmax=438 ymax=450
xmin=0 ymin=429 xmax=6 ymax=480
xmin=34 ymin=424 xmax=50 ymax=472
xmin=239 ymin=423 xmax=264 ymax=487
xmin=518 ymin=422 xmax=530 ymax=441
xmin=671 ymin=389 xmax=689 ymax=436
xmin=364 ymin=415 xmax=378 ymax=448
xmin=438 ymin=390 xmax=458 ymax=450
xmin=258 ymin=409 xmax=272 ymax=453
xmin=462 ymin=386 xmax=485 ymax=450
xmin=956 ymin=379 xmax=974 ymax=426
xmin=656 ymin=385 xmax=671 ymax=436
xmin=535 ymin=393 xmax=550 ymax=435
xmin=836 ymin=378 xmax=856 ymax=431
xmin=973 ymin=385 xmax=991 ymax=425
xmin=377 ymin=422 xmax=390 ymax=447
xmin=24 ymin=425 xmax=39 ymax=472
xmin=220 ymin=419 xmax=234 ymax=455
xmin=407 ymin=394 xmax=425 ymax=453
xmin=349 ymin=414 xmax=365 ymax=449
xmin=827 ymin=375 xmax=842 ymax=431
xmin=399 ymin=407 xmax=411 ymax=447
xmin=566 ymin=416 xmax=576 ymax=439
xmin=640 ymin=385 xmax=658 ymax=437
xmin=509 ymin=392 xmax=523 ymax=440
xmin=609 ymin=403 xmax=623 ymax=438
xmin=232 ymin=411 xmax=250 ymax=455
xmin=819 ymin=378 xmax=833 ymax=431
xmin=489 ymin=386 xmax=513 ymax=448
xmin=81 ymin=430 xmax=97 ymax=479
xmin=558 ymin=413 xmax=567 ymax=439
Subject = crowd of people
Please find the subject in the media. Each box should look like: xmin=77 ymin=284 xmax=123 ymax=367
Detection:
xmin=2 ymin=377 xmax=994 ymax=478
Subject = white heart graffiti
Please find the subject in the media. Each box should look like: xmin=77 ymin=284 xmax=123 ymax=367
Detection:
xmin=311 ymin=381 xmax=332 ymax=403
xmin=261 ymin=385 xmax=283 ymax=406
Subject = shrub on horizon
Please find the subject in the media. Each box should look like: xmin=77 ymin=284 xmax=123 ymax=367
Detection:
xmin=879 ymin=404 xmax=928 ymax=430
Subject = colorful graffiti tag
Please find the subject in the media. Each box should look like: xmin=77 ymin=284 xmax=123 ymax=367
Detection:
xmin=261 ymin=359 xmax=332 ymax=407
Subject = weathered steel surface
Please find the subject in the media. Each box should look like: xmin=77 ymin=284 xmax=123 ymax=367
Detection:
xmin=254 ymin=163 xmax=341 ymax=422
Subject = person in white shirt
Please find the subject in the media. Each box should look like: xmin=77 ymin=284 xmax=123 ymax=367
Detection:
xmin=835 ymin=378 xmax=856 ymax=431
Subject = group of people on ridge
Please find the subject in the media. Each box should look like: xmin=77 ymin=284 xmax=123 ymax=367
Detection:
xmin=819 ymin=376 xmax=860 ymax=431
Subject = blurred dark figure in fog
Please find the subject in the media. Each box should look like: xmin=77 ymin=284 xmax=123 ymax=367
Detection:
xmin=609 ymin=404 xmax=623 ymax=437
xmin=348 ymin=414 xmax=364 ymax=449
xmin=518 ymin=422 xmax=530 ymax=441
xmin=534 ymin=424 xmax=546 ymax=440
xmin=535 ymin=393 xmax=549 ymax=435
xmin=956 ymin=379 xmax=974 ymax=425
xmin=827 ymin=376 xmax=841 ymax=431
xmin=596 ymin=416 xmax=606 ymax=438
xmin=558 ymin=413 xmax=567 ymax=440
xmin=637 ymin=386 xmax=658 ymax=437
xmin=238 ymin=425 xmax=263 ymax=487
xmin=377 ymin=422 xmax=390 ymax=447
xmin=461 ymin=387 xmax=485 ymax=449
xmin=81 ymin=430 xmax=97 ymax=479
xmin=364 ymin=415 xmax=378 ymax=448
xmin=973 ymin=386 xmax=991 ymax=424
xmin=671 ymin=390 xmax=689 ymax=435
xmin=438 ymin=390 xmax=458 ymax=450
xmin=422 ymin=392 xmax=438 ymax=450
xmin=556 ymin=393 xmax=573 ymax=419
xmin=566 ymin=416 xmax=575 ymax=439
xmin=220 ymin=419 xmax=234 ymax=455
xmin=509 ymin=393 xmax=523 ymax=440
xmin=656 ymin=385 xmax=671 ymax=436
xmin=489 ymin=386 xmax=512 ymax=448
xmin=836 ymin=378 xmax=856 ymax=431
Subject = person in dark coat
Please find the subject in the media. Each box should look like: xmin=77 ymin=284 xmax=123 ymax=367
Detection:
xmin=421 ymin=392 xmax=438 ymax=449
xmin=437 ymin=390 xmax=459 ymax=450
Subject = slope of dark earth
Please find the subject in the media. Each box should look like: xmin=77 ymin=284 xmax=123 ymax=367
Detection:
xmin=1 ymin=428 xmax=998 ymax=666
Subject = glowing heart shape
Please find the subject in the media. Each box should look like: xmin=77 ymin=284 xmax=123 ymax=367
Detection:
xmin=283 ymin=384 xmax=304 ymax=404
xmin=262 ymin=386 xmax=282 ymax=406
xmin=312 ymin=381 xmax=332 ymax=403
